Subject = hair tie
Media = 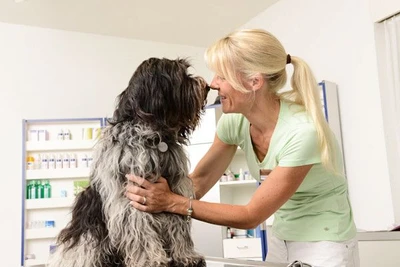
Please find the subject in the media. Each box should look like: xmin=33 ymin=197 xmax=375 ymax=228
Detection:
xmin=286 ymin=54 xmax=291 ymax=64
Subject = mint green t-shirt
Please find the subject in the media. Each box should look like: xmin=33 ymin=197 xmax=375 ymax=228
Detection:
xmin=216 ymin=100 xmax=356 ymax=241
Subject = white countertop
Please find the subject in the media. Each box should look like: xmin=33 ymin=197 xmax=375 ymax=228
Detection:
xmin=357 ymin=231 xmax=400 ymax=241
xmin=205 ymin=257 xmax=287 ymax=267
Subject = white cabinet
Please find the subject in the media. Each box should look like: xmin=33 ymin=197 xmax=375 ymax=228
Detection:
xmin=219 ymin=180 xmax=265 ymax=261
xmin=21 ymin=118 xmax=104 ymax=267
xmin=357 ymin=231 xmax=400 ymax=267
xmin=223 ymin=238 xmax=262 ymax=259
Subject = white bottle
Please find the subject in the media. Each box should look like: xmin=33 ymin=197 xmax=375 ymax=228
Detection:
xmin=79 ymin=154 xmax=88 ymax=168
xmin=38 ymin=129 xmax=47 ymax=141
xmin=57 ymin=129 xmax=64 ymax=140
xmin=63 ymin=129 xmax=71 ymax=140
xmin=87 ymin=155 xmax=93 ymax=168
xmin=55 ymin=154 xmax=63 ymax=169
xmin=62 ymin=154 xmax=70 ymax=168
xmin=41 ymin=154 xmax=49 ymax=169
xmin=226 ymin=169 xmax=235 ymax=181
xmin=29 ymin=130 xmax=38 ymax=142
xmin=48 ymin=154 xmax=56 ymax=169
xmin=34 ymin=154 xmax=41 ymax=169
xmin=239 ymin=168 xmax=245 ymax=181
xmin=69 ymin=154 xmax=77 ymax=168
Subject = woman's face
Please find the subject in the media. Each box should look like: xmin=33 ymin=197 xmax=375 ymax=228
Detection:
xmin=210 ymin=75 xmax=251 ymax=114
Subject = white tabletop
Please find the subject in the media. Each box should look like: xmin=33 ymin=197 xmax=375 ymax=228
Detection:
xmin=205 ymin=257 xmax=287 ymax=267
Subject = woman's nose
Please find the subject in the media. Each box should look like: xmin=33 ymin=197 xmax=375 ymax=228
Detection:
xmin=210 ymin=75 xmax=219 ymax=89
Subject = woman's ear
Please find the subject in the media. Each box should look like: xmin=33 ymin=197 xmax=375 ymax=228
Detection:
xmin=249 ymin=74 xmax=265 ymax=91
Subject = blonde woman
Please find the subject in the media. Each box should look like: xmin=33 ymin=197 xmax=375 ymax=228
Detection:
xmin=126 ymin=29 xmax=359 ymax=267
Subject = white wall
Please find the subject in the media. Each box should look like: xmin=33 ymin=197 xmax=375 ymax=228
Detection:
xmin=241 ymin=0 xmax=395 ymax=231
xmin=369 ymin=0 xmax=400 ymax=22
xmin=0 ymin=22 xmax=215 ymax=266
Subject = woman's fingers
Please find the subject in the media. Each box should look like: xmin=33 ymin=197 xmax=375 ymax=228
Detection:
xmin=129 ymin=199 xmax=148 ymax=211
xmin=125 ymin=174 xmax=150 ymax=188
xmin=125 ymin=183 xmax=148 ymax=203
xmin=154 ymin=176 xmax=167 ymax=184
xmin=125 ymin=191 xmax=145 ymax=205
xmin=125 ymin=182 xmax=146 ymax=195
xmin=125 ymin=174 xmax=174 ymax=213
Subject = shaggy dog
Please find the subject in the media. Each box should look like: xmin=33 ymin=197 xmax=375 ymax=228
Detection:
xmin=48 ymin=58 xmax=210 ymax=267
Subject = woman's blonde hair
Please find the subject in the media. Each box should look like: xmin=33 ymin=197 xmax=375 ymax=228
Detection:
xmin=205 ymin=28 xmax=341 ymax=173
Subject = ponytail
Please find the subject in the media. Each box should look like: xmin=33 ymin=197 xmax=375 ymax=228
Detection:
xmin=279 ymin=56 xmax=341 ymax=174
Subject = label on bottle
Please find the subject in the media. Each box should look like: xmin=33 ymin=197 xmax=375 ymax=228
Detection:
xmin=63 ymin=129 xmax=70 ymax=140
xmin=63 ymin=157 xmax=70 ymax=168
xmin=41 ymin=158 xmax=49 ymax=169
xmin=27 ymin=162 xmax=34 ymax=170
xmin=56 ymin=158 xmax=63 ymax=169
xmin=57 ymin=130 xmax=64 ymax=140
xmin=48 ymin=157 xmax=56 ymax=169
xmin=70 ymin=158 xmax=77 ymax=168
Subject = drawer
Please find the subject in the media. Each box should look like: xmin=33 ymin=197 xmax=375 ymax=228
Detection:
xmin=223 ymin=238 xmax=262 ymax=259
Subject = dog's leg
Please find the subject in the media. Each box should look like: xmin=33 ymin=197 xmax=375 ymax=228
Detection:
xmin=48 ymin=186 xmax=124 ymax=267
xmin=104 ymin=200 xmax=172 ymax=267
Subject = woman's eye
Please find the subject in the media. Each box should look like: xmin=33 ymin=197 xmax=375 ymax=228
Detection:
xmin=217 ymin=75 xmax=225 ymax=81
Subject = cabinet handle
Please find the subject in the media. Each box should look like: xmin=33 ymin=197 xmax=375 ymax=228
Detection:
xmin=236 ymin=246 xmax=249 ymax=250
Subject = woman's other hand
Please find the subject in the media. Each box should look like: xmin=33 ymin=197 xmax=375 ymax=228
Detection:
xmin=125 ymin=174 xmax=178 ymax=213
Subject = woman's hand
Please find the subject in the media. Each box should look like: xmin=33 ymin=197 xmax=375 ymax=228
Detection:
xmin=125 ymin=174 xmax=177 ymax=213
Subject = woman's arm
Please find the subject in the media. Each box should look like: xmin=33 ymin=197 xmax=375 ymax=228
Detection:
xmin=190 ymin=134 xmax=237 ymax=199
xmin=126 ymin=164 xmax=312 ymax=229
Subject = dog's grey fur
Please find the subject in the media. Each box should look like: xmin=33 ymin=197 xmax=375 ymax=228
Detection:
xmin=48 ymin=58 xmax=209 ymax=267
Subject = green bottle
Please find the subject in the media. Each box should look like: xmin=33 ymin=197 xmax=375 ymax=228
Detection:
xmin=26 ymin=181 xmax=32 ymax=199
xmin=44 ymin=180 xmax=52 ymax=198
xmin=36 ymin=180 xmax=44 ymax=199
xmin=30 ymin=180 xmax=37 ymax=199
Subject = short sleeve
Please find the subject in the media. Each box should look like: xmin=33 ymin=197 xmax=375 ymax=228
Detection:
xmin=216 ymin=113 xmax=242 ymax=145
xmin=277 ymin=124 xmax=321 ymax=167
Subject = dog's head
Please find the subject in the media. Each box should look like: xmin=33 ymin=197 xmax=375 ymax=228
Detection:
xmin=109 ymin=57 xmax=209 ymax=144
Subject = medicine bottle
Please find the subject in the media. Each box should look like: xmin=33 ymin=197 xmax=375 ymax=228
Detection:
xmin=44 ymin=180 xmax=52 ymax=198
xmin=26 ymin=156 xmax=35 ymax=170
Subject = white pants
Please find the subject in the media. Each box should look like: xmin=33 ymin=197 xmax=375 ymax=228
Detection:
xmin=266 ymin=232 xmax=360 ymax=267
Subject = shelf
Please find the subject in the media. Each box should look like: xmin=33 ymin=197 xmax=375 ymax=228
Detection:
xmin=26 ymin=198 xmax=75 ymax=210
xmin=25 ymin=228 xmax=60 ymax=240
xmin=219 ymin=180 xmax=258 ymax=188
xmin=25 ymin=259 xmax=48 ymax=266
xmin=26 ymin=139 xmax=98 ymax=152
xmin=26 ymin=168 xmax=90 ymax=180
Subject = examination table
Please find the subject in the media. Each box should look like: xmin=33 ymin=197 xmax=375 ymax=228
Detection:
xmin=205 ymin=257 xmax=311 ymax=267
